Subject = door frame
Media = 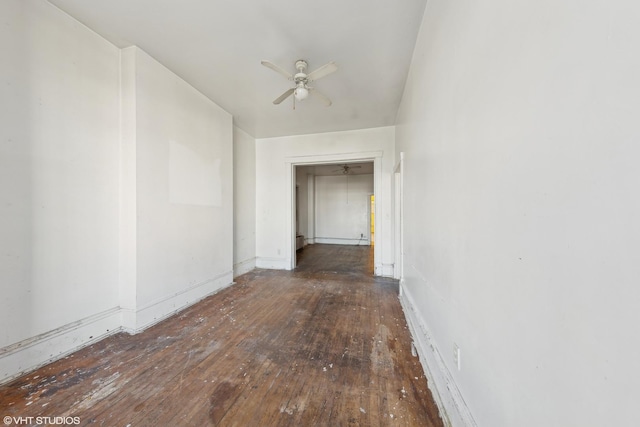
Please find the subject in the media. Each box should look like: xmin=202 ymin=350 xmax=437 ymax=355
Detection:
xmin=285 ymin=151 xmax=383 ymax=273
xmin=393 ymin=152 xmax=404 ymax=281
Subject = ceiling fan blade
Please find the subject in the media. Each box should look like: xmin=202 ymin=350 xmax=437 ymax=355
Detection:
xmin=261 ymin=60 xmax=293 ymax=80
xmin=309 ymin=88 xmax=332 ymax=106
xmin=307 ymin=61 xmax=337 ymax=82
xmin=273 ymin=88 xmax=295 ymax=105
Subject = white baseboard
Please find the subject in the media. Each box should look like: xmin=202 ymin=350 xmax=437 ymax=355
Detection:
xmin=399 ymin=283 xmax=477 ymax=427
xmin=234 ymin=257 xmax=256 ymax=278
xmin=1 ymin=271 xmax=235 ymax=385
xmin=123 ymin=270 xmax=234 ymax=334
xmin=0 ymin=307 xmax=122 ymax=385
xmin=255 ymin=257 xmax=290 ymax=270
xmin=314 ymin=237 xmax=371 ymax=246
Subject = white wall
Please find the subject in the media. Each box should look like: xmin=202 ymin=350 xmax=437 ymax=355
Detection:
xmin=0 ymin=1 xmax=234 ymax=382
xmin=0 ymin=0 xmax=122 ymax=380
xmin=255 ymin=127 xmax=395 ymax=275
xmin=121 ymin=47 xmax=233 ymax=330
xmin=233 ymin=126 xmax=256 ymax=276
xmin=315 ymin=174 xmax=373 ymax=245
xmin=396 ymin=0 xmax=640 ymax=426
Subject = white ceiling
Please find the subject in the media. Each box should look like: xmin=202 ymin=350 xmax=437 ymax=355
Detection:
xmin=47 ymin=0 xmax=427 ymax=139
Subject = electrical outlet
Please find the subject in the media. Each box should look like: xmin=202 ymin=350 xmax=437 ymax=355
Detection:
xmin=453 ymin=343 xmax=461 ymax=371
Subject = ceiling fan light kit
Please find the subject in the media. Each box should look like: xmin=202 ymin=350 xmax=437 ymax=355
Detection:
xmin=261 ymin=59 xmax=337 ymax=108
xmin=294 ymin=85 xmax=309 ymax=101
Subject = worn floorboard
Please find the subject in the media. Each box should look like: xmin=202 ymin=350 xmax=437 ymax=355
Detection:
xmin=0 ymin=244 xmax=443 ymax=426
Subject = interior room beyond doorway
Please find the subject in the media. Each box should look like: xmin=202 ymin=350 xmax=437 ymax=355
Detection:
xmin=295 ymin=162 xmax=375 ymax=256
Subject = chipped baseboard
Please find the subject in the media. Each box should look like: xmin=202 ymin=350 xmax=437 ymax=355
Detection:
xmin=399 ymin=283 xmax=477 ymax=427
xmin=1 ymin=271 xmax=234 ymax=385
xmin=0 ymin=307 xmax=122 ymax=385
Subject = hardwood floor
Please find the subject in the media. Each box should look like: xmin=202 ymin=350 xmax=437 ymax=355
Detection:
xmin=0 ymin=244 xmax=443 ymax=426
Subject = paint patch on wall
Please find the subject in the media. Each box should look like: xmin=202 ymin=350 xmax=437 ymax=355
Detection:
xmin=169 ymin=140 xmax=221 ymax=207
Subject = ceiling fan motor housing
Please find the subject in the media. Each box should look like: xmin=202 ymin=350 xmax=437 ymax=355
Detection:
xmin=295 ymin=60 xmax=308 ymax=72
xmin=294 ymin=60 xmax=309 ymax=86
xmin=293 ymin=61 xmax=310 ymax=100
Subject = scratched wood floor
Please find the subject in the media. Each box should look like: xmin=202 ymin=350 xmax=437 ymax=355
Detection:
xmin=0 ymin=244 xmax=443 ymax=426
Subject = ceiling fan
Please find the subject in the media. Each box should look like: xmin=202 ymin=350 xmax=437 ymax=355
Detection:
xmin=333 ymin=164 xmax=361 ymax=174
xmin=261 ymin=59 xmax=337 ymax=107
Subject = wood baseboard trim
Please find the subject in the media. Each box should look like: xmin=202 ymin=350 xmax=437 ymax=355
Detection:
xmin=1 ymin=272 xmax=235 ymax=384
xmin=0 ymin=307 xmax=122 ymax=385
xmin=399 ymin=282 xmax=477 ymax=427
xmin=255 ymin=257 xmax=290 ymax=270
xmin=314 ymin=237 xmax=370 ymax=246
xmin=124 ymin=270 xmax=234 ymax=334
xmin=234 ymin=257 xmax=256 ymax=278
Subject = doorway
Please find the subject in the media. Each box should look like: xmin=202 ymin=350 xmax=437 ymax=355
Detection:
xmin=286 ymin=152 xmax=382 ymax=273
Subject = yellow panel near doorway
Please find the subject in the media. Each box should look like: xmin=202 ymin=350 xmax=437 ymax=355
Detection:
xmin=370 ymin=194 xmax=375 ymax=245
